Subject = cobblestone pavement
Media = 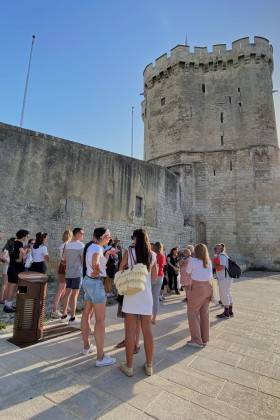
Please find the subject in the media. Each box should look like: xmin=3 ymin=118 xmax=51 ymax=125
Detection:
xmin=1 ymin=271 xmax=280 ymax=419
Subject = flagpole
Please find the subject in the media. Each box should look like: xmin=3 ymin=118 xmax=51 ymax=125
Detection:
xmin=20 ymin=35 xmax=36 ymax=128
xmin=131 ymin=106 xmax=134 ymax=157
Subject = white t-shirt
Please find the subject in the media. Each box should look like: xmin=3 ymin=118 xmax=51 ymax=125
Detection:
xmin=216 ymin=253 xmax=229 ymax=280
xmin=32 ymin=245 xmax=48 ymax=262
xmin=86 ymin=243 xmax=107 ymax=278
xmin=186 ymin=257 xmax=213 ymax=281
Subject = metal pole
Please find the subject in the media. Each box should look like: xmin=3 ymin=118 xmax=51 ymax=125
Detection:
xmin=131 ymin=106 xmax=134 ymax=158
xmin=20 ymin=35 xmax=36 ymax=128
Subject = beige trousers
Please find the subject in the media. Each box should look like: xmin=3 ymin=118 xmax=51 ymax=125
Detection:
xmin=187 ymin=280 xmax=212 ymax=345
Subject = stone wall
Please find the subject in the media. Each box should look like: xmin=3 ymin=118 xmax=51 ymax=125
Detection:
xmin=0 ymin=123 xmax=190 ymax=271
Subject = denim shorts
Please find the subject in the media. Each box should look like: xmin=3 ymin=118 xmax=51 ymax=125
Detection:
xmin=82 ymin=275 xmax=106 ymax=304
xmin=66 ymin=277 xmax=82 ymax=290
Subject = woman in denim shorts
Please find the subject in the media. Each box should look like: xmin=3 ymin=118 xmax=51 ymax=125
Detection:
xmin=81 ymin=227 xmax=117 ymax=368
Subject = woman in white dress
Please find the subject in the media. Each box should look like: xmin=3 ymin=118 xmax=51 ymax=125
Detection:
xmin=120 ymin=228 xmax=157 ymax=377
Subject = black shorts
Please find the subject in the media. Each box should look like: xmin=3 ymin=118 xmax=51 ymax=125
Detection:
xmin=7 ymin=265 xmax=22 ymax=284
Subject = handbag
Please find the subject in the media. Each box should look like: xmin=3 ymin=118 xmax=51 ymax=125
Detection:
xmin=104 ymin=276 xmax=113 ymax=293
xmin=209 ymin=278 xmax=220 ymax=304
xmin=115 ymin=248 xmax=148 ymax=295
xmin=58 ymin=244 xmax=67 ymax=275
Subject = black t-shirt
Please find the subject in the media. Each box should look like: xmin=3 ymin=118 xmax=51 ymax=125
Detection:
xmin=10 ymin=240 xmax=24 ymax=269
xmin=167 ymin=254 xmax=178 ymax=274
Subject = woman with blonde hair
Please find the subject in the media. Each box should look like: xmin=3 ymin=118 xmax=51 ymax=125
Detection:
xmin=186 ymin=243 xmax=213 ymax=348
xmin=51 ymin=229 xmax=73 ymax=318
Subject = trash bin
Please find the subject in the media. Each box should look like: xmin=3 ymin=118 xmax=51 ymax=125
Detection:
xmin=13 ymin=271 xmax=48 ymax=344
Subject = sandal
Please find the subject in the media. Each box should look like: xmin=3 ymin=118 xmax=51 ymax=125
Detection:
xmin=133 ymin=345 xmax=140 ymax=354
xmin=116 ymin=339 xmax=126 ymax=348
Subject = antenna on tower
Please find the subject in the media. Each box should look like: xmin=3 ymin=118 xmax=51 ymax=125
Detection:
xmin=185 ymin=34 xmax=188 ymax=46
xmin=20 ymin=35 xmax=36 ymax=128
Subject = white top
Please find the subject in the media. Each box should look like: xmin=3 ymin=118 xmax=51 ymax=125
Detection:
xmin=24 ymin=249 xmax=33 ymax=268
xmin=216 ymin=253 xmax=229 ymax=280
xmin=186 ymin=257 xmax=213 ymax=281
xmin=32 ymin=245 xmax=48 ymax=262
xmin=86 ymin=243 xmax=107 ymax=278
xmin=122 ymin=249 xmax=156 ymax=316
xmin=2 ymin=249 xmax=10 ymax=274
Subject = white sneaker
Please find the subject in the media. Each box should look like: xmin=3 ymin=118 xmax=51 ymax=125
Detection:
xmin=81 ymin=344 xmax=96 ymax=355
xmin=187 ymin=341 xmax=203 ymax=349
xmin=96 ymin=354 xmax=116 ymax=367
xmin=51 ymin=310 xmax=62 ymax=318
xmin=68 ymin=318 xmax=81 ymax=328
xmin=60 ymin=315 xmax=70 ymax=323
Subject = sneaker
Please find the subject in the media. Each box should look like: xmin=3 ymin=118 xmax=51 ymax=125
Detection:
xmin=216 ymin=312 xmax=230 ymax=319
xmin=159 ymin=296 xmax=164 ymax=302
xmin=218 ymin=300 xmax=224 ymax=307
xmin=96 ymin=354 xmax=116 ymax=367
xmin=181 ymin=298 xmax=188 ymax=303
xmin=51 ymin=310 xmax=63 ymax=318
xmin=144 ymin=363 xmax=153 ymax=376
xmin=187 ymin=341 xmax=203 ymax=349
xmin=120 ymin=363 xmax=133 ymax=377
xmin=229 ymin=312 xmax=234 ymax=317
xmin=3 ymin=305 xmax=16 ymax=313
xmin=60 ymin=315 xmax=70 ymax=323
xmin=68 ymin=318 xmax=81 ymax=328
xmin=81 ymin=344 xmax=96 ymax=355
xmin=175 ymin=291 xmax=181 ymax=295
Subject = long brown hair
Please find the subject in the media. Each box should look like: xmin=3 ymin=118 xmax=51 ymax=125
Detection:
xmin=194 ymin=243 xmax=210 ymax=268
xmin=133 ymin=228 xmax=152 ymax=271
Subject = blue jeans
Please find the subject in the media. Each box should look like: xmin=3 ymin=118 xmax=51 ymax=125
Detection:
xmin=82 ymin=275 xmax=106 ymax=304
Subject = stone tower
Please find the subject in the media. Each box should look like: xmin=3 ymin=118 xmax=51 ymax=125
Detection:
xmin=142 ymin=36 xmax=280 ymax=269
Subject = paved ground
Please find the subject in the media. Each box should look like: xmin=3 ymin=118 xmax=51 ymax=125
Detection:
xmin=1 ymin=271 xmax=280 ymax=419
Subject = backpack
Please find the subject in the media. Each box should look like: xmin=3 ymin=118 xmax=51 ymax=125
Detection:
xmin=225 ymin=257 xmax=242 ymax=279
xmin=104 ymin=247 xmax=117 ymax=278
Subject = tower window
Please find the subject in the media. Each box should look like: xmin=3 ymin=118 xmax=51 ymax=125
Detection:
xmin=214 ymin=170 xmax=216 ymax=176
xmin=220 ymin=112 xmax=224 ymax=123
xmin=161 ymin=98 xmax=165 ymax=106
xmin=135 ymin=196 xmax=143 ymax=217
xmin=238 ymin=87 xmax=241 ymax=93
xmin=229 ymin=96 xmax=231 ymax=103
xmin=238 ymin=102 xmax=242 ymax=112
xmin=221 ymin=136 xmax=224 ymax=145
xmin=230 ymin=161 xmax=233 ymax=171
xmin=202 ymin=84 xmax=205 ymax=93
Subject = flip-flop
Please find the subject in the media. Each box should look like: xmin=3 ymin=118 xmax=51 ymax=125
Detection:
xmin=133 ymin=345 xmax=140 ymax=354
xmin=116 ymin=339 xmax=126 ymax=348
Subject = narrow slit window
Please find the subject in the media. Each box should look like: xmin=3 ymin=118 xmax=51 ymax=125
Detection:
xmin=238 ymin=87 xmax=241 ymax=93
xmin=230 ymin=161 xmax=233 ymax=171
xmin=202 ymin=84 xmax=205 ymax=93
xmin=135 ymin=196 xmax=143 ymax=217
xmin=229 ymin=96 xmax=231 ymax=103
xmin=214 ymin=170 xmax=216 ymax=176
xmin=220 ymin=112 xmax=224 ymax=123
xmin=221 ymin=135 xmax=224 ymax=145
xmin=238 ymin=102 xmax=242 ymax=112
xmin=161 ymin=97 xmax=165 ymax=106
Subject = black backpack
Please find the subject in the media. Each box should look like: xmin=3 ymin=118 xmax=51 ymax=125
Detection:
xmin=104 ymin=247 xmax=117 ymax=278
xmin=225 ymin=257 xmax=242 ymax=279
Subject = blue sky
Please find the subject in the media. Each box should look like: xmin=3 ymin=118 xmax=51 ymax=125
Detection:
xmin=0 ymin=0 xmax=279 ymax=159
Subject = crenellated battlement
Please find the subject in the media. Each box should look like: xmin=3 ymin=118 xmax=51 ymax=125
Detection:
xmin=144 ymin=36 xmax=273 ymax=84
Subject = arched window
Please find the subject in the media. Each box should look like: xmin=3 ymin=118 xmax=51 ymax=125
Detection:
xmin=197 ymin=222 xmax=207 ymax=244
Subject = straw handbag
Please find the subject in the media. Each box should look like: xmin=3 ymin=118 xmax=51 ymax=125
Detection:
xmin=115 ymin=248 xmax=148 ymax=296
xmin=209 ymin=278 xmax=220 ymax=304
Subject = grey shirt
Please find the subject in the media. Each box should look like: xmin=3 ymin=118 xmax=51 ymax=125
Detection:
xmin=65 ymin=240 xmax=84 ymax=278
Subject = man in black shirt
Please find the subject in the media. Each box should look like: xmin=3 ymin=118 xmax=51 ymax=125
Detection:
xmin=4 ymin=229 xmax=29 ymax=313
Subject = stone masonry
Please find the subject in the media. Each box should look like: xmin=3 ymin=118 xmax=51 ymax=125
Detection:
xmin=0 ymin=123 xmax=189 ymax=271
xmin=142 ymin=36 xmax=280 ymax=269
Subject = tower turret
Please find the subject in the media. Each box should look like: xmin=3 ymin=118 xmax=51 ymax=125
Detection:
xmin=142 ymin=36 xmax=277 ymax=162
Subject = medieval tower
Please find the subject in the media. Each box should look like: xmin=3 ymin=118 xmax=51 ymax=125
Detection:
xmin=142 ymin=36 xmax=280 ymax=269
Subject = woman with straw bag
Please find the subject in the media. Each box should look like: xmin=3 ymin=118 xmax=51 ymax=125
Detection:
xmin=119 ymin=228 xmax=157 ymax=377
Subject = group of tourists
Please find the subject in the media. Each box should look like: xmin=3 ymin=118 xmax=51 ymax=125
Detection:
xmin=0 ymin=226 xmax=234 ymax=376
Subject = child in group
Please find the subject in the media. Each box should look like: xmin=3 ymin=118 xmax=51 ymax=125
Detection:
xmin=180 ymin=248 xmax=192 ymax=302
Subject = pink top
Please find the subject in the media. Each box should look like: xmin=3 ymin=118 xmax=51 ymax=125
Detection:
xmin=180 ymin=257 xmax=191 ymax=286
